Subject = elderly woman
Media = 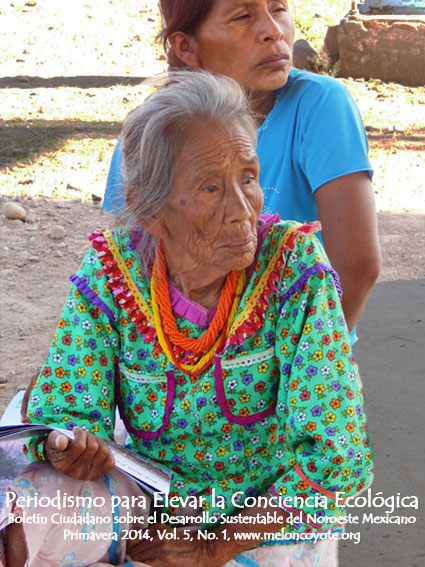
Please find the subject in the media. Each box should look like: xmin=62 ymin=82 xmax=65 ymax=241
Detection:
xmin=103 ymin=0 xmax=381 ymax=337
xmin=3 ymin=72 xmax=372 ymax=567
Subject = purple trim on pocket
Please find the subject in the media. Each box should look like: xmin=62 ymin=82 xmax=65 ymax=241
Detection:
xmin=279 ymin=263 xmax=342 ymax=314
xmin=213 ymin=357 xmax=276 ymax=424
xmin=114 ymin=359 xmax=175 ymax=440
xmin=70 ymin=274 xmax=116 ymax=328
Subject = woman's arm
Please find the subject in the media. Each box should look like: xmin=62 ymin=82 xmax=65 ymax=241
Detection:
xmin=315 ymin=171 xmax=382 ymax=332
xmin=25 ymin=246 xmax=120 ymax=466
xmin=266 ymin=230 xmax=374 ymax=532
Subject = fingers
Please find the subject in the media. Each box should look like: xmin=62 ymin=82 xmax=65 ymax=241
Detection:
xmin=46 ymin=430 xmax=70 ymax=454
xmin=55 ymin=432 xmax=70 ymax=452
xmin=45 ymin=427 xmax=114 ymax=480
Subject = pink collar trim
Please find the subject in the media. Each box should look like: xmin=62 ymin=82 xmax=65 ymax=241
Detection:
xmin=168 ymin=280 xmax=217 ymax=327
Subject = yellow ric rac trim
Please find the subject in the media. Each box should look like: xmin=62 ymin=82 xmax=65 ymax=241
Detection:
xmin=151 ymin=268 xmax=246 ymax=374
xmin=227 ymin=223 xmax=302 ymax=339
xmin=103 ymin=230 xmax=155 ymax=326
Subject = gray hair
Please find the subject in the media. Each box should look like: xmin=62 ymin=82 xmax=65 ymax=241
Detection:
xmin=119 ymin=70 xmax=257 ymax=269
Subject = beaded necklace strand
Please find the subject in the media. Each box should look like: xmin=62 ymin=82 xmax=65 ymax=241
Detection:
xmin=151 ymin=244 xmax=246 ymax=375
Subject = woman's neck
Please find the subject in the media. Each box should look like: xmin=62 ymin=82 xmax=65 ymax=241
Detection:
xmin=168 ymin=268 xmax=226 ymax=309
xmin=247 ymin=90 xmax=276 ymax=126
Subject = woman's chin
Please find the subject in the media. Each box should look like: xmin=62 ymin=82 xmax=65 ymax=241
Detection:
xmin=253 ymin=66 xmax=292 ymax=92
xmin=225 ymin=249 xmax=256 ymax=272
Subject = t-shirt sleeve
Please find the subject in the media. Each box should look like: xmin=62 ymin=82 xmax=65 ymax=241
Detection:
xmin=270 ymin=231 xmax=373 ymax=531
xmin=25 ymin=246 xmax=121 ymax=460
xmin=297 ymin=82 xmax=373 ymax=193
xmin=103 ymin=139 xmax=125 ymax=215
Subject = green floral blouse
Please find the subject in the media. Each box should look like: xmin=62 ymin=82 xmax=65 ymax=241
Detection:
xmin=26 ymin=217 xmax=373 ymax=540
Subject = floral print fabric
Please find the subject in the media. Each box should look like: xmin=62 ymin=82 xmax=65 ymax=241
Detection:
xmin=0 ymin=462 xmax=150 ymax=567
xmin=26 ymin=218 xmax=373 ymax=542
xmin=0 ymin=462 xmax=337 ymax=567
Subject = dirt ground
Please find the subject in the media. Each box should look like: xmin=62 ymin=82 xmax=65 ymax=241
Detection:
xmin=0 ymin=195 xmax=424 ymax=414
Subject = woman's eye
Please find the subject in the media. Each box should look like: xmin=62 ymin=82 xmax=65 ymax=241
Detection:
xmin=203 ymin=185 xmax=218 ymax=194
xmin=232 ymin=13 xmax=250 ymax=21
xmin=243 ymin=175 xmax=255 ymax=185
xmin=272 ymin=2 xmax=287 ymax=13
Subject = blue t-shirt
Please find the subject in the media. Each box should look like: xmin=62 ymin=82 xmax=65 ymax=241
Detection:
xmin=258 ymin=68 xmax=372 ymax=222
xmin=103 ymin=69 xmax=372 ymax=221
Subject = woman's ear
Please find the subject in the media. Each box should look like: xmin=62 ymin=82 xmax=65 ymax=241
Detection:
xmin=168 ymin=31 xmax=202 ymax=69
xmin=139 ymin=216 xmax=164 ymax=240
xmin=125 ymin=190 xmax=164 ymax=238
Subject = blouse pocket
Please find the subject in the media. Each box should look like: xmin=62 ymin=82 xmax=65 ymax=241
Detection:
xmin=116 ymin=362 xmax=175 ymax=440
xmin=214 ymin=346 xmax=279 ymax=424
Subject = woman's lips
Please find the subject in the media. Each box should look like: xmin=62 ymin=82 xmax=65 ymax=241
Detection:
xmin=257 ymin=53 xmax=290 ymax=69
xmin=221 ymin=237 xmax=256 ymax=252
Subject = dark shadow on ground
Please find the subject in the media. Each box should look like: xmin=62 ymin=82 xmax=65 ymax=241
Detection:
xmin=366 ymin=126 xmax=425 ymax=151
xmin=2 ymin=118 xmax=423 ymax=171
xmin=0 ymin=120 xmax=121 ymax=168
xmin=0 ymin=76 xmax=148 ymax=89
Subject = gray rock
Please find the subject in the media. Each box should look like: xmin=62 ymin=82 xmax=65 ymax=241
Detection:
xmin=49 ymin=225 xmax=67 ymax=240
xmin=293 ymin=39 xmax=319 ymax=71
xmin=91 ymin=193 xmax=102 ymax=203
xmin=3 ymin=202 xmax=27 ymax=220
xmin=56 ymin=201 xmax=72 ymax=209
xmin=25 ymin=213 xmax=37 ymax=224
xmin=0 ymin=374 xmax=7 ymax=384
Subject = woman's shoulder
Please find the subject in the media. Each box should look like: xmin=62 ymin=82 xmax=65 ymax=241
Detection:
xmin=88 ymin=227 xmax=134 ymax=253
xmin=286 ymin=68 xmax=347 ymax=93
xmin=256 ymin=217 xmax=341 ymax=302
xmin=76 ymin=227 xmax=145 ymax=284
xmin=258 ymin=216 xmax=323 ymax=256
xmin=86 ymin=227 xmax=144 ymax=267
xmin=276 ymin=68 xmax=350 ymax=109
xmin=255 ymin=215 xmax=326 ymax=274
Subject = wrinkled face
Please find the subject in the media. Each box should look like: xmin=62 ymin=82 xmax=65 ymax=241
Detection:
xmin=192 ymin=0 xmax=295 ymax=92
xmin=156 ymin=119 xmax=263 ymax=277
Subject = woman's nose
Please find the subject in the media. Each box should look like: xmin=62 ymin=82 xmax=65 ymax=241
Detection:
xmin=257 ymin=13 xmax=285 ymax=43
xmin=226 ymin=185 xmax=251 ymax=224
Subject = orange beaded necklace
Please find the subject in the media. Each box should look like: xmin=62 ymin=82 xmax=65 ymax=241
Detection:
xmin=151 ymin=243 xmax=245 ymax=375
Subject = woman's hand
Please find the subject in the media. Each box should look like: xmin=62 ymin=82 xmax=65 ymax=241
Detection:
xmin=127 ymin=501 xmax=287 ymax=566
xmin=45 ymin=426 xmax=115 ymax=481
xmin=127 ymin=524 xmax=241 ymax=567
